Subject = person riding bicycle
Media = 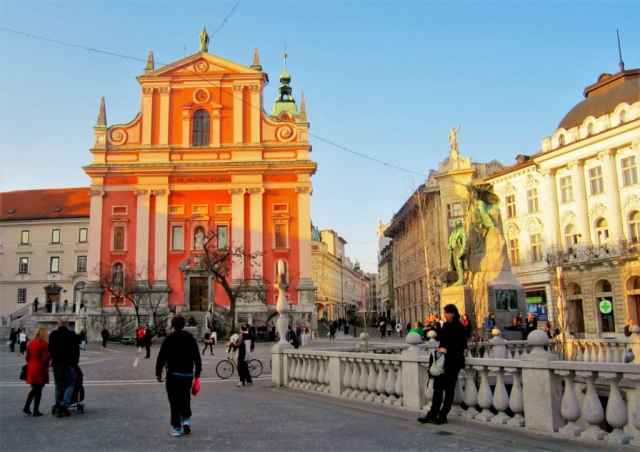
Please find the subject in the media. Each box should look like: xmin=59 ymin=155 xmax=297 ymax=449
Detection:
xmin=225 ymin=324 xmax=253 ymax=387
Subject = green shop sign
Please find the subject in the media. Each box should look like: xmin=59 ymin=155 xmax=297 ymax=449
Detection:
xmin=599 ymin=298 xmax=613 ymax=314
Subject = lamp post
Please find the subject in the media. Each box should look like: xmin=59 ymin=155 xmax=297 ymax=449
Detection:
xmin=274 ymin=259 xmax=292 ymax=349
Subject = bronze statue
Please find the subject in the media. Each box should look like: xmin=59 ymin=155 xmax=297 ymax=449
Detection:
xmin=199 ymin=26 xmax=209 ymax=52
xmin=465 ymin=183 xmax=500 ymax=253
xmin=448 ymin=218 xmax=467 ymax=285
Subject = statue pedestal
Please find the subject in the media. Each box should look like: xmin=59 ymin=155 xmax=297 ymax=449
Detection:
xmin=440 ymin=285 xmax=473 ymax=317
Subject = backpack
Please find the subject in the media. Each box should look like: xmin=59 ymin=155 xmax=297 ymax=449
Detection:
xmin=138 ymin=328 xmax=145 ymax=339
xmin=428 ymin=350 xmax=445 ymax=377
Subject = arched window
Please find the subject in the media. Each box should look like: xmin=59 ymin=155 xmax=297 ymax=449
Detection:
xmin=628 ymin=210 xmax=640 ymax=243
xmin=620 ymin=110 xmax=627 ymax=123
xmin=595 ymin=218 xmax=609 ymax=246
xmin=596 ymin=279 xmax=615 ymax=333
xmin=558 ymin=134 xmax=565 ymax=146
xmin=564 ymin=224 xmax=578 ymax=251
xmin=192 ymin=109 xmax=210 ymax=146
xmin=193 ymin=226 xmax=206 ymax=250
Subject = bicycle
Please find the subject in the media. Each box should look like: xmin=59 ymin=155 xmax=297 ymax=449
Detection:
xmin=216 ymin=354 xmax=263 ymax=379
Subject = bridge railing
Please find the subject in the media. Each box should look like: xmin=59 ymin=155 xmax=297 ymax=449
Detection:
xmin=273 ymin=331 xmax=640 ymax=446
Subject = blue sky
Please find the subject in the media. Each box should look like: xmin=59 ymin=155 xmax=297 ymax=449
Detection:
xmin=1 ymin=0 xmax=639 ymax=272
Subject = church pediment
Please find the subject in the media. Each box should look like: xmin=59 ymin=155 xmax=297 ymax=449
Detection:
xmin=139 ymin=52 xmax=263 ymax=79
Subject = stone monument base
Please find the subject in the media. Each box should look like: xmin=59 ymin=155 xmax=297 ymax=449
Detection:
xmin=440 ymin=285 xmax=473 ymax=317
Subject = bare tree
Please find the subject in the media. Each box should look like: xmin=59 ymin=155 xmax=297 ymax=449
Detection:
xmin=134 ymin=262 xmax=175 ymax=333
xmin=93 ymin=261 xmax=140 ymax=336
xmin=199 ymin=231 xmax=265 ymax=337
xmin=414 ymin=187 xmax=447 ymax=318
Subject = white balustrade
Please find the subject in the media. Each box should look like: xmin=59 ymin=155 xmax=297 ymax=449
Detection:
xmin=577 ymin=371 xmax=606 ymax=440
xmin=475 ymin=366 xmax=494 ymax=421
xmin=601 ymin=372 xmax=632 ymax=444
xmin=506 ymin=367 xmax=525 ymax=427
xmin=461 ymin=369 xmax=479 ymax=419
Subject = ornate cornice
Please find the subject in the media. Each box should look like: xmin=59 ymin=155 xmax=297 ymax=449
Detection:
xmin=567 ymin=159 xmax=584 ymax=170
xmin=142 ymin=87 xmax=154 ymax=95
xmin=232 ymin=85 xmax=244 ymax=93
xmin=597 ymin=148 xmax=614 ymax=161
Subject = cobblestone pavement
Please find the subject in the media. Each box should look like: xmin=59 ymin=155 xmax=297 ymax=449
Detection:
xmin=0 ymin=337 xmax=629 ymax=451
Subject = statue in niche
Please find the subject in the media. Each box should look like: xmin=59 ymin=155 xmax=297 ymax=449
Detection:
xmin=448 ymin=218 xmax=468 ymax=286
xmin=465 ymin=183 xmax=501 ymax=253
xmin=195 ymin=230 xmax=205 ymax=249
xmin=199 ymin=26 xmax=209 ymax=52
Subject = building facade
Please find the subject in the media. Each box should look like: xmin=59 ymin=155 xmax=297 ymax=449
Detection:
xmin=487 ymin=66 xmax=640 ymax=338
xmin=0 ymin=188 xmax=90 ymax=321
xmin=80 ymin=41 xmax=317 ymax=337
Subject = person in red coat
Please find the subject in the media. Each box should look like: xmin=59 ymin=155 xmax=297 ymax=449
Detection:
xmin=23 ymin=327 xmax=50 ymax=416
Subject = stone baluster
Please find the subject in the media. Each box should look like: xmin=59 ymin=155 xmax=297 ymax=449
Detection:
xmin=307 ymin=358 xmax=317 ymax=390
xmin=289 ymin=356 xmax=298 ymax=386
xmin=601 ymin=372 xmax=632 ymax=444
xmin=357 ymin=361 xmax=369 ymax=400
xmin=394 ymin=362 xmax=403 ymax=407
xmin=462 ymin=368 xmax=479 ymax=419
xmin=374 ymin=362 xmax=388 ymax=403
xmin=423 ymin=373 xmax=434 ymax=412
xmin=576 ymin=343 xmax=584 ymax=362
xmin=576 ymin=371 xmax=606 ymax=440
xmin=612 ymin=343 xmax=622 ymax=363
xmin=323 ymin=359 xmax=331 ymax=393
xmin=384 ymin=362 xmax=397 ymax=405
xmin=506 ymin=367 xmax=525 ymax=427
xmin=605 ymin=343 xmax=614 ymax=363
xmin=350 ymin=359 xmax=361 ymax=398
xmin=555 ymin=370 xmax=583 ymax=437
xmin=624 ymin=373 xmax=640 ymax=447
xmin=342 ymin=359 xmax=353 ymax=396
xmin=449 ymin=373 xmax=465 ymax=417
xmin=490 ymin=366 xmax=510 ymax=424
xmin=582 ymin=342 xmax=591 ymax=362
xmin=475 ymin=366 xmax=494 ymax=421
xmin=366 ymin=361 xmax=378 ymax=401
xmin=316 ymin=358 xmax=326 ymax=392
xmin=299 ymin=357 xmax=308 ymax=388
xmin=597 ymin=343 xmax=606 ymax=363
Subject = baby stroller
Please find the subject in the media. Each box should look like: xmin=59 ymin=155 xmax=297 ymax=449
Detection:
xmin=51 ymin=365 xmax=85 ymax=414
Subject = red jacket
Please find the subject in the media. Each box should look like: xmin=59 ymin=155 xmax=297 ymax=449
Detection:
xmin=26 ymin=338 xmax=50 ymax=385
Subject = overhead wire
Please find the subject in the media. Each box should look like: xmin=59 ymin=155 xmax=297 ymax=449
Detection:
xmin=0 ymin=13 xmax=427 ymax=178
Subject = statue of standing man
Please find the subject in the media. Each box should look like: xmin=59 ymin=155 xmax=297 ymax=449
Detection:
xmin=448 ymin=219 xmax=468 ymax=286
xmin=199 ymin=26 xmax=209 ymax=52
xmin=449 ymin=125 xmax=460 ymax=151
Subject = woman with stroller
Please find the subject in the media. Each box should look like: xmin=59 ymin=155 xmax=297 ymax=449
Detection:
xmin=23 ymin=327 xmax=50 ymax=416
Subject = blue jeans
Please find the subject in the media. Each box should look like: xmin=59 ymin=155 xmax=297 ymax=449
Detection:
xmin=53 ymin=366 xmax=75 ymax=410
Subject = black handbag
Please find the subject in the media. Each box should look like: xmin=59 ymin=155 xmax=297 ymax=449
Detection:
xmin=19 ymin=364 xmax=27 ymax=381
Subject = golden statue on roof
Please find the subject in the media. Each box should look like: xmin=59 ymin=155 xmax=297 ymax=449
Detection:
xmin=199 ymin=27 xmax=209 ymax=52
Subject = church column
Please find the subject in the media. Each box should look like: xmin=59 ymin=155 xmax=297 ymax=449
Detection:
xmin=295 ymin=186 xmax=316 ymax=304
xmin=232 ymin=85 xmax=244 ymax=144
xmin=135 ymin=189 xmax=151 ymax=279
xmin=229 ymin=188 xmax=246 ymax=280
xmin=247 ymin=187 xmax=265 ymax=279
xmin=598 ymin=149 xmax=623 ymax=241
xmin=249 ymin=85 xmax=261 ymax=143
xmin=541 ymin=169 xmax=560 ymax=249
xmin=86 ymin=189 xmax=105 ymax=281
xmin=141 ymin=87 xmax=154 ymax=145
xmin=568 ymin=160 xmax=590 ymax=246
xmin=153 ymin=189 xmax=170 ymax=280
xmin=158 ymin=87 xmax=171 ymax=146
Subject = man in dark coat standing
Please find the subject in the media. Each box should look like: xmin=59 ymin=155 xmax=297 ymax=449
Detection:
xmin=156 ymin=314 xmax=202 ymax=437
xmin=49 ymin=317 xmax=79 ymax=418
xmin=144 ymin=324 xmax=152 ymax=359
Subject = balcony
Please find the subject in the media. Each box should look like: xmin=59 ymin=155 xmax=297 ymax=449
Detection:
xmin=545 ymin=240 xmax=640 ymax=268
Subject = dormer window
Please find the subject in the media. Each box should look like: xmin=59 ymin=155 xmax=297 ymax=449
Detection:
xmin=558 ymin=134 xmax=565 ymax=146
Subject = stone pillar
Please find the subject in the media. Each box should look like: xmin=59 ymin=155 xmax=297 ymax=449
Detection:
xmin=521 ymin=330 xmax=563 ymax=432
xmin=141 ymin=87 xmax=153 ymax=145
xmin=541 ymin=168 xmax=560 ymax=249
xmin=598 ymin=149 xmax=623 ymax=241
xmin=401 ymin=333 xmax=427 ymax=410
xmin=158 ymin=86 xmax=170 ymax=146
xmin=232 ymin=85 xmax=243 ymax=143
xmin=135 ymin=189 xmax=151 ymax=279
xmin=86 ymin=189 xmax=105 ymax=282
xmin=249 ymin=84 xmax=261 ymax=143
xmin=247 ymin=187 xmax=265 ymax=279
xmin=153 ymin=189 xmax=170 ymax=280
xmin=568 ymin=160 xmax=590 ymax=246
xmin=229 ymin=188 xmax=245 ymax=281
xmin=295 ymin=186 xmax=317 ymax=306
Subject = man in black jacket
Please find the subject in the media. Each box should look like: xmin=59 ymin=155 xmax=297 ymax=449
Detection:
xmin=226 ymin=323 xmax=253 ymax=387
xmin=143 ymin=324 xmax=152 ymax=359
xmin=156 ymin=314 xmax=202 ymax=437
xmin=49 ymin=317 xmax=80 ymax=418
